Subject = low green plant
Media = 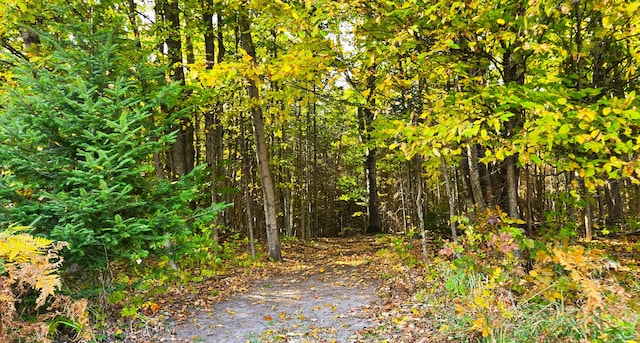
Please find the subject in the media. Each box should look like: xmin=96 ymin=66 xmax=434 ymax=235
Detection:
xmin=172 ymin=229 xmax=260 ymax=280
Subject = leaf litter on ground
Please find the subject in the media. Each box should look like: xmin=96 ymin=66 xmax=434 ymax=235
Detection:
xmin=98 ymin=235 xmax=442 ymax=342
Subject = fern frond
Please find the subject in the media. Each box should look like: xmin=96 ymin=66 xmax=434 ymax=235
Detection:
xmin=0 ymin=232 xmax=53 ymax=263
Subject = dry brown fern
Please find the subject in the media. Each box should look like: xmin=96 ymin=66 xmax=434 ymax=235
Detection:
xmin=0 ymin=229 xmax=89 ymax=342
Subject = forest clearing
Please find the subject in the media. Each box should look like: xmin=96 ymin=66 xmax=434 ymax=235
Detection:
xmin=1 ymin=0 xmax=640 ymax=342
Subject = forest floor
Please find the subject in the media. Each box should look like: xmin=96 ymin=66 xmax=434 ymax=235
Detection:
xmin=102 ymin=236 xmax=436 ymax=343
xmin=95 ymin=231 xmax=640 ymax=342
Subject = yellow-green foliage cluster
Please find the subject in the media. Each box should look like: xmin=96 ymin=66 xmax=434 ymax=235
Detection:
xmin=0 ymin=229 xmax=89 ymax=342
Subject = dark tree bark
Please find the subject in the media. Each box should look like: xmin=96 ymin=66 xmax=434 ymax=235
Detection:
xmin=358 ymin=72 xmax=381 ymax=234
xmin=202 ymin=5 xmax=228 ymax=241
xmin=605 ymin=180 xmax=623 ymax=226
xmin=501 ymin=41 xmax=525 ymax=219
xmin=364 ymin=140 xmax=381 ymax=233
xmin=22 ymin=28 xmax=40 ymax=55
xmin=636 ymin=184 xmax=640 ymax=217
xmin=466 ymin=144 xmax=486 ymax=209
xmin=163 ymin=0 xmax=194 ymax=180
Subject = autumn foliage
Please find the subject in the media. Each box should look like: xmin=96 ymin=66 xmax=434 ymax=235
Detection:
xmin=0 ymin=229 xmax=89 ymax=342
xmin=424 ymin=209 xmax=640 ymax=341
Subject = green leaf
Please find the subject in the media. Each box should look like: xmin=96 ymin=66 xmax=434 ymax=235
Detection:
xmin=447 ymin=41 xmax=460 ymax=49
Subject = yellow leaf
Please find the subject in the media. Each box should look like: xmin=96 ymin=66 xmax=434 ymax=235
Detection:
xmin=497 ymin=18 xmax=506 ymax=25
xmin=392 ymin=316 xmax=405 ymax=324
xmin=226 ymin=308 xmax=236 ymax=315
xmin=473 ymin=294 xmax=489 ymax=309
xmin=558 ymin=97 xmax=567 ymax=105
xmin=241 ymin=51 xmax=253 ymax=64
xmin=471 ymin=314 xmax=490 ymax=337
xmin=279 ymin=311 xmax=286 ymax=319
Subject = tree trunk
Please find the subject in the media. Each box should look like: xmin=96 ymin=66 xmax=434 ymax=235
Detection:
xmin=415 ymin=163 xmax=428 ymax=264
xmin=580 ymin=178 xmax=593 ymax=241
xmin=458 ymin=156 xmax=475 ymax=211
xmin=606 ymin=179 xmax=623 ymax=226
xmin=241 ymin=112 xmax=256 ymax=259
xmin=406 ymin=156 xmax=421 ymax=230
xmin=281 ymin=124 xmax=293 ymax=238
xmin=506 ymin=155 xmax=519 ymax=218
xmin=311 ymin=89 xmax=320 ymax=236
xmin=305 ymin=96 xmax=314 ymax=236
xmin=164 ymin=0 xmax=194 ymax=180
xmin=296 ymin=106 xmax=311 ymax=239
xmin=526 ymin=165 xmax=533 ymax=235
xmin=203 ymin=6 xmax=227 ymax=241
xmin=364 ymin=142 xmax=381 ymax=233
xmin=441 ymin=155 xmax=457 ymax=242
xmin=566 ymin=172 xmax=576 ymax=223
xmin=636 ymin=184 xmax=640 ymax=217
xmin=597 ymin=187 xmax=606 ymax=227
xmin=155 ymin=0 xmax=184 ymax=271
xmin=239 ymin=12 xmax=281 ymax=261
xmin=466 ymin=144 xmax=486 ymax=209
xmin=501 ymin=39 xmax=524 ymax=219
xmin=358 ymin=72 xmax=381 ymax=234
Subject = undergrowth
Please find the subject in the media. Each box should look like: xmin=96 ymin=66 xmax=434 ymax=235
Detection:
xmin=0 ymin=227 xmax=89 ymax=342
xmin=420 ymin=208 xmax=640 ymax=342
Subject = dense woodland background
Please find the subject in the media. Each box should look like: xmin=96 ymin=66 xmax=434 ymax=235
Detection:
xmin=1 ymin=0 xmax=640 ymax=341
xmin=2 ymin=0 xmax=639 ymax=261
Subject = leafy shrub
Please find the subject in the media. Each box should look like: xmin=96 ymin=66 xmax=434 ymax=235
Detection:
xmin=0 ymin=228 xmax=89 ymax=342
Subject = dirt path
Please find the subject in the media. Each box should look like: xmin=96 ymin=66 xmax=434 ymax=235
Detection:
xmin=173 ymin=270 xmax=378 ymax=342
xmin=171 ymin=238 xmax=385 ymax=343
